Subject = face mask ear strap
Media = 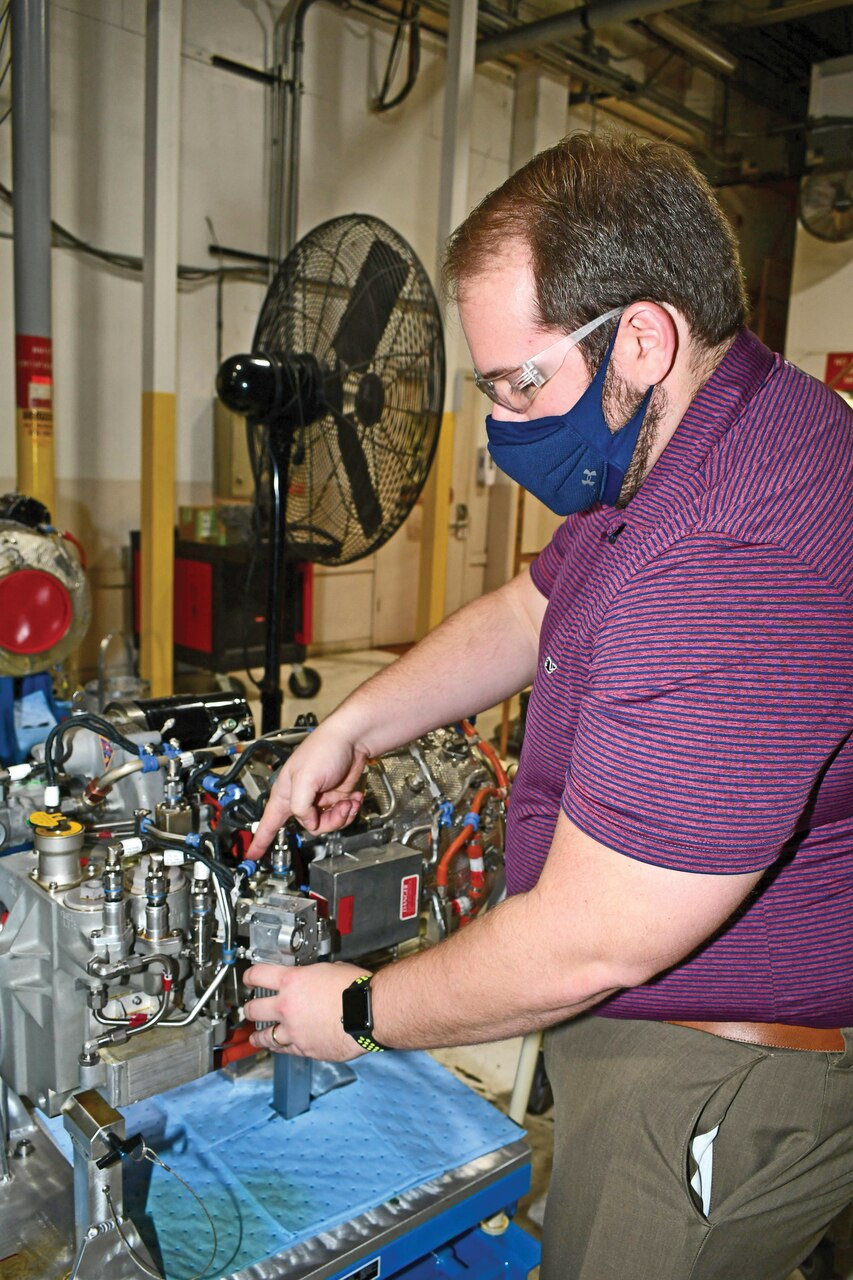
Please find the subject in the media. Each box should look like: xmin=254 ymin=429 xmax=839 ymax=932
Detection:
xmin=589 ymin=316 xmax=623 ymax=391
xmin=601 ymin=384 xmax=654 ymax=505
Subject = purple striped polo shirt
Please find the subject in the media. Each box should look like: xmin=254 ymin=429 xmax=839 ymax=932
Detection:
xmin=506 ymin=328 xmax=853 ymax=1025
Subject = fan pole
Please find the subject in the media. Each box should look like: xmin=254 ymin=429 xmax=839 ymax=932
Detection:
xmin=260 ymin=428 xmax=292 ymax=734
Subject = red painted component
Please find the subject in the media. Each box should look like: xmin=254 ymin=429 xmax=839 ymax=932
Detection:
xmin=295 ymin=562 xmax=313 ymax=645
xmin=0 ymin=569 xmax=72 ymax=654
xmin=15 ymin=334 xmax=52 ymax=408
xmin=128 ymin=1013 xmax=149 ymax=1028
xmin=399 ymin=874 xmax=419 ymax=920
xmin=174 ymin=559 xmax=214 ymax=653
xmin=218 ymin=1021 xmax=259 ymax=1067
xmin=337 ymin=894 xmax=355 ymax=935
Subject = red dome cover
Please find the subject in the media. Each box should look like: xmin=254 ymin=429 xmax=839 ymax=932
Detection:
xmin=0 ymin=569 xmax=73 ymax=654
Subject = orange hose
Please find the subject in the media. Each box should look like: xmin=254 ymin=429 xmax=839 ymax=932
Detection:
xmin=435 ymin=786 xmax=500 ymax=888
xmin=61 ymin=530 xmax=88 ymax=568
xmin=461 ymin=719 xmax=508 ymax=789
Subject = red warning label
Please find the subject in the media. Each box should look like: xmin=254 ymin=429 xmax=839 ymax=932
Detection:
xmin=16 ymin=334 xmax=53 ymax=408
xmin=826 ymin=353 xmax=853 ymax=391
xmin=400 ymin=874 xmax=419 ymax=920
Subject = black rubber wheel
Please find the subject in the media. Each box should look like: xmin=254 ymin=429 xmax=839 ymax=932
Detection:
xmin=799 ymin=1238 xmax=835 ymax=1280
xmin=527 ymin=1047 xmax=554 ymax=1116
xmin=288 ymin=666 xmax=322 ymax=699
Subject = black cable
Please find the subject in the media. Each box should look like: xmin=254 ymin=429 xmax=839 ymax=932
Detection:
xmin=144 ymin=825 xmax=236 ymax=889
xmin=214 ymin=738 xmax=291 ymax=790
xmin=0 ymin=182 xmax=267 ymax=284
xmin=239 ymin=419 xmax=267 ymax=691
xmin=373 ymin=0 xmax=420 ymax=113
xmin=44 ymin=714 xmax=149 ymax=785
xmin=185 ymin=751 xmax=220 ymax=796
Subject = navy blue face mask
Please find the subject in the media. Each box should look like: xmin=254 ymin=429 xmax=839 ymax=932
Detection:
xmin=485 ymin=329 xmax=653 ymax=514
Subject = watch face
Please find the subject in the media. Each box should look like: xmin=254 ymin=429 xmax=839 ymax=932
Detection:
xmin=342 ymin=982 xmax=370 ymax=1034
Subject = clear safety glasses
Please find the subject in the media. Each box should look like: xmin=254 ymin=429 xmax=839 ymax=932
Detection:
xmin=473 ymin=306 xmax=624 ymax=413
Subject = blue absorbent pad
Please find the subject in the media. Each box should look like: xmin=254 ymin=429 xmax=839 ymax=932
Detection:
xmin=45 ymin=1051 xmax=522 ymax=1279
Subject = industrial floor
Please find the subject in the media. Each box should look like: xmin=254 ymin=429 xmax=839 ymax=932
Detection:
xmin=238 ymin=648 xmax=850 ymax=1280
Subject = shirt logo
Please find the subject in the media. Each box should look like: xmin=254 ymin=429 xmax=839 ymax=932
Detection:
xmin=582 ymin=469 xmax=597 ymax=486
xmin=544 ymin=656 xmax=557 ymax=674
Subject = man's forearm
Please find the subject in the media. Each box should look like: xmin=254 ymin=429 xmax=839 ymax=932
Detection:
xmin=327 ymin=570 xmax=544 ymax=757
xmin=368 ymin=888 xmax=620 ymax=1048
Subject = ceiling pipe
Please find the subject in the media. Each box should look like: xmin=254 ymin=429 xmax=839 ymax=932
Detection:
xmin=476 ymin=0 xmax=696 ymax=64
xmin=712 ymin=0 xmax=853 ymax=23
xmin=645 ymin=12 xmax=737 ymax=76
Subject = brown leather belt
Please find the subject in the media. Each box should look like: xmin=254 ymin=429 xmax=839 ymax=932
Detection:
xmin=667 ymin=1020 xmax=845 ymax=1052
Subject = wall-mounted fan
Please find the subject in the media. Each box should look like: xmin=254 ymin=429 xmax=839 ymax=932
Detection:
xmin=217 ymin=213 xmax=445 ymax=732
xmin=799 ymin=168 xmax=853 ymax=243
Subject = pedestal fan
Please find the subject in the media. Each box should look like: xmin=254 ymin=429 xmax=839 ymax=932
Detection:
xmin=217 ymin=214 xmax=445 ymax=732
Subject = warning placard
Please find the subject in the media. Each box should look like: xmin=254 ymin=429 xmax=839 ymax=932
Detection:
xmin=825 ymin=353 xmax=853 ymax=391
xmin=18 ymin=408 xmax=54 ymax=441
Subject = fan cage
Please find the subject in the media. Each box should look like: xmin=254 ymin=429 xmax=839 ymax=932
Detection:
xmin=253 ymin=214 xmax=445 ymax=567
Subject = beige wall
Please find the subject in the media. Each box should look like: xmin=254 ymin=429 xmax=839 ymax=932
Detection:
xmin=0 ymin=0 xmax=520 ymax=680
xmin=786 ymin=56 xmax=853 ymax=382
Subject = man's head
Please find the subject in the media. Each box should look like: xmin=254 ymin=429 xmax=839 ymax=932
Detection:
xmin=443 ymin=130 xmax=748 ymax=376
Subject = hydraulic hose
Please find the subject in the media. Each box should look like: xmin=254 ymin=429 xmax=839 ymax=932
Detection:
xmin=461 ymin=719 xmax=508 ymax=790
xmin=435 ymin=787 xmax=502 ymax=890
xmin=91 ymin=953 xmax=178 ymax=1034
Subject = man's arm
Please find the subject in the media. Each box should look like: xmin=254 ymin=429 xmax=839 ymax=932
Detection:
xmin=244 ymin=808 xmax=764 ymax=1058
xmin=249 ymin=567 xmax=546 ymax=845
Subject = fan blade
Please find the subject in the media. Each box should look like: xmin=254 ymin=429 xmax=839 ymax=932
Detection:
xmin=331 ymin=239 xmax=409 ymax=371
xmin=330 ymin=408 xmax=383 ymax=539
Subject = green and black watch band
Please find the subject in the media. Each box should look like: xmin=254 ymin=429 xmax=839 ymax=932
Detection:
xmin=341 ymin=974 xmax=388 ymax=1053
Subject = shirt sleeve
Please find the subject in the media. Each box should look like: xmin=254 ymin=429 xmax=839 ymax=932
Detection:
xmin=529 ymin=514 xmax=587 ymax=598
xmin=563 ymin=534 xmax=853 ymax=873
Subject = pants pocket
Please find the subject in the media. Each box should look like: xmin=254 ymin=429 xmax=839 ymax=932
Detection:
xmin=681 ymin=1056 xmax=766 ymax=1224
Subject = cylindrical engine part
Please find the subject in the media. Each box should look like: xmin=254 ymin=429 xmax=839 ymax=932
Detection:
xmin=105 ymin=692 xmax=254 ymax=748
xmin=33 ymin=820 xmax=84 ymax=888
xmin=142 ymin=855 xmax=169 ymax=942
xmin=190 ymin=864 xmax=214 ymax=972
xmin=155 ymin=797 xmax=194 ymax=835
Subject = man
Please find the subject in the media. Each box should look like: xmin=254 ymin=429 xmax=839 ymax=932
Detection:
xmin=243 ymin=131 xmax=853 ymax=1279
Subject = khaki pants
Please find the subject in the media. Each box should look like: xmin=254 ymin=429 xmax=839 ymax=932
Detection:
xmin=541 ymin=1016 xmax=853 ymax=1280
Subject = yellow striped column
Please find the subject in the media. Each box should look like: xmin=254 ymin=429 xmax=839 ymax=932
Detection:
xmin=139 ymin=0 xmax=182 ymax=696
xmin=416 ymin=410 xmax=455 ymax=640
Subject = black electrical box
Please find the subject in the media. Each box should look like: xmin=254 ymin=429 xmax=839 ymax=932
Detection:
xmin=131 ymin=533 xmax=312 ymax=673
xmin=308 ymin=844 xmax=423 ymax=961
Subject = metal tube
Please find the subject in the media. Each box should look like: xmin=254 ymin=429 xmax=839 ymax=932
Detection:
xmin=139 ymin=0 xmax=181 ymax=698
xmin=11 ymin=0 xmax=55 ymax=516
xmin=476 ymin=0 xmax=695 ymax=64
xmin=0 ymin=1082 xmax=10 ymax=1182
xmin=645 ymin=13 xmax=737 ymax=77
xmin=509 ymin=1030 xmax=543 ymax=1124
xmin=267 ymin=4 xmax=291 ymax=270
xmin=260 ymin=435 xmax=289 ymax=733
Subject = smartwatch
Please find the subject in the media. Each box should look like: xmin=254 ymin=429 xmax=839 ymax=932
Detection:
xmin=341 ymin=975 xmax=388 ymax=1052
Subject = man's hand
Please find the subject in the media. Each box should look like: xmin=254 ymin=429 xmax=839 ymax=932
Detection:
xmin=244 ymin=961 xmax=373 ymax=1061
xmin=247 ymin=723 xmax=372 ymax=856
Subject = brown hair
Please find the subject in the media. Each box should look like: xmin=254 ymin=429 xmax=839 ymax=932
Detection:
xmin=443 ymin=131 xmax=748 ymax=370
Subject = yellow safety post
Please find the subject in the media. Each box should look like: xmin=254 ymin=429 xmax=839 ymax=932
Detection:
xmin=138 ymin=0 xmax=182 ymax=696
xmin=140 ymin=390 xmax=176 ymax=695
xmin=416 ymin=410 xmax=455 ymax=640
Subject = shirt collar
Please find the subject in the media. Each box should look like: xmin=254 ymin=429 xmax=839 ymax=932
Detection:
xmin=626 ymin=327 xmax=776 ymax=519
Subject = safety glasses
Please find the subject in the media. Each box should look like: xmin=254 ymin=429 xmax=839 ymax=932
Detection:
xmin=473 ymin=307 xmax=624 ymax=412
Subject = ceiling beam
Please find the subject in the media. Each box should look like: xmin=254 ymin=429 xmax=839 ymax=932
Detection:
xmin=476 ymin=0 xmax=695 ymax=63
